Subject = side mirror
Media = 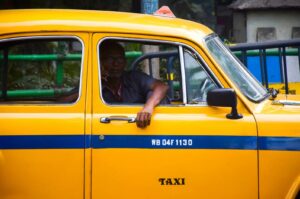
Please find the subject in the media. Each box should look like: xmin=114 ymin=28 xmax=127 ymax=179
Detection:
xmin=207 ymin=88 xmax=243 ymax=119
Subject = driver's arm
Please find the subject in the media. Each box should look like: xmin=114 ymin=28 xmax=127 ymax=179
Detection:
xmin=136 ymin=80 xmax=169 ymax=128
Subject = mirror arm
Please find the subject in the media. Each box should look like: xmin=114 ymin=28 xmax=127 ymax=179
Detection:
xmin=226 ymin=106 xmax=243 ymax=120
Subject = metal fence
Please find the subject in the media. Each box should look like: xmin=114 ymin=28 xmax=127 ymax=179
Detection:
xmin=229 ymin=39 xmax=300 ymax=94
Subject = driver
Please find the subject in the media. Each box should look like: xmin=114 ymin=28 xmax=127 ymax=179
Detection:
xmin=100 ymin=40 xmax=169 ymax=128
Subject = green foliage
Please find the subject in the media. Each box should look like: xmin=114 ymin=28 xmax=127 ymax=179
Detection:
xmin=0 ymin=39 xmax=82 ymax=100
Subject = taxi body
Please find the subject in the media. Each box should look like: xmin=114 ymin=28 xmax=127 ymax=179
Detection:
xmin=0 ymin=9 xmax=299 ymax=199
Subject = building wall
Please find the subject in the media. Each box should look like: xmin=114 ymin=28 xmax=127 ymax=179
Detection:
xmin=247 ymin=10 xmax=300 ymax=43
xmin=232 ymin=12 xmax=246 ymax=42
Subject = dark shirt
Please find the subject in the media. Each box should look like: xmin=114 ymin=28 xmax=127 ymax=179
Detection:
xmin=102 ymin=71 xmax=156 ymax=104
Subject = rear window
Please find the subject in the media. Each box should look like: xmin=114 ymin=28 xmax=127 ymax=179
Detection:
xmin=0 ymin=37 xmax=82 ymax=104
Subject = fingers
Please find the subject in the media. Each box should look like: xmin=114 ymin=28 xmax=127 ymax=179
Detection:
xmin=136 ymin=111 xmax=151 ymax=128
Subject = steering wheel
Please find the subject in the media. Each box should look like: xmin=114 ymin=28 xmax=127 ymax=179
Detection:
xmin=190 ymin=78 xmax=215 ymax=104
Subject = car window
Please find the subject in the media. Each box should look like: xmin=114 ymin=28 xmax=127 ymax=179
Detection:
xmin=0 ymin=49 xmax=3 ymax=96
xmin=184 ymin=48 xmax=217 ymax=104
xmin=98 ymin=39 xmax=218 ymax=106
xmin=99 ymin=39 xmax=182 ymax=105
xmin=0 ymin=38 xmax=82 ymax=104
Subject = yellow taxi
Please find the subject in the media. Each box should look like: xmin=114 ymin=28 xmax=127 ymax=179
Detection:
xmin=0 ymin=8 xmax=299 ymax=199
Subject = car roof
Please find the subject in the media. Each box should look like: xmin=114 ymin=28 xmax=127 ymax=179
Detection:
xmin=0 ymin=9 xmax=213 ymax=42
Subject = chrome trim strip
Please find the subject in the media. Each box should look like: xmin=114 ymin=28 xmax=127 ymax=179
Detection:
xmin=179 ymin=45 xmax=187 ymax=104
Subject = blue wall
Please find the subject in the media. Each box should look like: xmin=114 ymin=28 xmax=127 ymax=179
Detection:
xmin=247 ymin=56 xmax=282 ymax=83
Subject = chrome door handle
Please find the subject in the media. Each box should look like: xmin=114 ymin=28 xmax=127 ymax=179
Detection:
xmin=100 ymin=116 xmax=136 ymax=124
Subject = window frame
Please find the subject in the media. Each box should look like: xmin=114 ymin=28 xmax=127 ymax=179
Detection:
xmin=97 ymin=37 xmax=222 ymax=107
xmin=0 ymin=35 xmax=85 ymax=105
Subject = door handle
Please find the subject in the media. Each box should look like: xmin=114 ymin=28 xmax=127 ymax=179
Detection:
xmin=100 ymin=116 xmax=136 ymax=124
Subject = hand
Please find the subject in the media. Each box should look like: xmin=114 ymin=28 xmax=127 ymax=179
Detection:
xmin=135 ymin=80 xmax=168 ymax=129
xmin=136 ymin=106 xmax=153 ymax=128
xmin=101 ymin=69 xmax=109 ymax=82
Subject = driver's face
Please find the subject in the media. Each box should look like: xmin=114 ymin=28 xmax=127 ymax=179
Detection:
xmin=101 ymin=48 xmax=126 ymax=78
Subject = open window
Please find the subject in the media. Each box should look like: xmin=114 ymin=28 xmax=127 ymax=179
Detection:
xmin=0 ymin=37 xmax=82 ymax=104
xmin=98 ymin=38 xmax=218 ymax=106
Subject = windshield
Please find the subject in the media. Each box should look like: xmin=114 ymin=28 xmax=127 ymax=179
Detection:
xmin=205 ymin=35 xmax=268 ymax=102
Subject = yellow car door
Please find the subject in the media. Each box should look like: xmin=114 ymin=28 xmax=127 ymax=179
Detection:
xmin=0 ymin=33 xmax=89 ymax=199
xmin=91 ymin=34 xmax=258 ymax=199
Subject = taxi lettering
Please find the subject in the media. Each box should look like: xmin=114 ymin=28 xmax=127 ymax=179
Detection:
xmin=159 ymin=178 xmax=185 ymax=185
